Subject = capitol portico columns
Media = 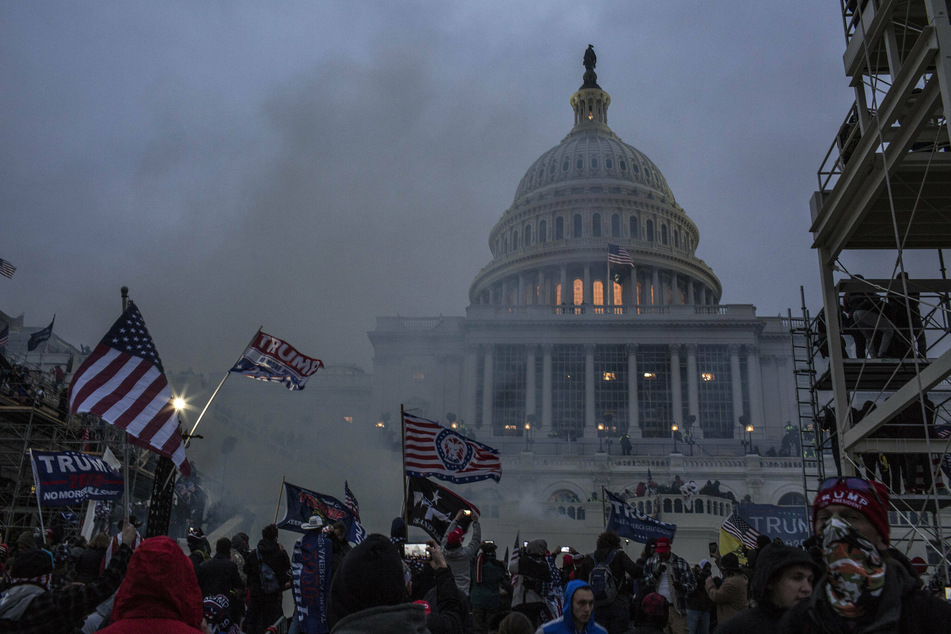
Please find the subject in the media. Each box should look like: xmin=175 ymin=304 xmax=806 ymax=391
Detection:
xmin=746 ymin=345 xmax=764 ymax=432
xmin=627 ymin=344 xmax=641 ymax=438
xmin=730 ymin=345 xmax=745 ymax=435
xmin=482 ymin=345 xmax=494 ymax=431
xmin=525 ymin=345 xmax=537 ymax=424
xmin=670 ymin=344 xmax=683 ymax=431
xmin=464 ymin=345 xmax=479 ymax=428
xmin=686 ymin=344 xmax=701 ymax=439
xmin=542 ymin=344 xmax=553 ymax=431
xmin=584 ymin=344 xmax=595 ymax=437
xmin=652 ymin=268 xmax=660 ymax=305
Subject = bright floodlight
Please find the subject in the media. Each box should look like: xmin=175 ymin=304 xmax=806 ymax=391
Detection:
xmin=173 ymin=397 xmax=186 ymax=411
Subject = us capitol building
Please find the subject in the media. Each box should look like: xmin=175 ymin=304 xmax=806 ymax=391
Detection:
xmin=365 ymin=49 xmax=808 ymax=561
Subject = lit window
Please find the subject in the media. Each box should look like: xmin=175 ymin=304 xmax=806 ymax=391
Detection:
xmin=555 ymin=282 xmax=562 ymax=305
xmin=614 ymin=282 xmax=623 ymax=305
xmin=602 ymin=372 xmax=616 ymax=381
xmin=344 ymin=416 xmax=353 ymax=423
xmin=593 ymin=280 xmax=604 ymax=305
xmin=573 ymin=279 xmax=583 ymax=305
xmin=412 ymin=371 xmax=425 ymax=381
xmin=701 ymin=372 xmax=715 ymax=382
xmin=643 ymin=372 xmax=656 ymax=379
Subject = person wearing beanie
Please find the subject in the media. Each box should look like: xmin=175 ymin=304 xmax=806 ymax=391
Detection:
xmin=641 ymin=537 xmax=695 ymax=634
xmin=779 ymin=477 xmax=951 ymax=633
xmin=716 ymin=542 xmax=820 ymax=633
xmin=197 ymin=537 xmax=244 ymax=625
xmin=439 ymin=509 xmax=482 ymax=597
xmin=536 ymin=579 xmax=607 ymax=634
xmin=327 ymin=534 xmax=464 ymax=633
xmin=470 ymin=541 xmax=507 ymax=634
xmin=0 ymin=522 xmax=137 ymax=633
xmin=633 ymin=592 xmax=668 ymax=634
xmin=245 ymin=523 xmax=292 ymax=634
xmin=509 ymin=538 xmax=553 ymax=629
xmin=704 ymin=552 xmax=748 ymax=626
xmin=99 ymin=536 xmax=204 ymax=633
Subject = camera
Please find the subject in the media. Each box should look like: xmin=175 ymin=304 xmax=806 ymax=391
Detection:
xmin=401 ymin=543 xmax=432 ymax=562
xmin=560 ymin=546 xmax=571 ymax=553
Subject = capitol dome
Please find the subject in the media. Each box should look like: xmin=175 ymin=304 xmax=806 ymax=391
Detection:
xmin=469 ymin=49 xmax=721 ymax=309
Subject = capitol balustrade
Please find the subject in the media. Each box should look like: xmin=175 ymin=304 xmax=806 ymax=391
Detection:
xmin=541 ymin=493 xmax=735 ymax=526
xmin=466 ymin=303 xmax=756 ymax=320
xmin=507 ymin=452 xmax=803 ymax=473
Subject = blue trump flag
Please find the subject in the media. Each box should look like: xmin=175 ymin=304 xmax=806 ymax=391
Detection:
xmin=604 ymin=489 xmax=676 ymax=543
xmin=277 ymin=481 xmax=366 ymax=543
xmin=292 ymin=530 xmax=333 ymax=634
xmin=737 ymin=503 xmax=810 ymax=546
xmin=29 ymin=450 xmax=123 ymax=507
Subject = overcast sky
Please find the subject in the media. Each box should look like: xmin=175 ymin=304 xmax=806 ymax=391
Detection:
xmin=3 ymin=2 xmax=878 ymax=376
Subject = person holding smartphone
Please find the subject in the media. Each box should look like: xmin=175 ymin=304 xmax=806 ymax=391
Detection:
xmin=439 ymin=509 xmax=481 ymax=597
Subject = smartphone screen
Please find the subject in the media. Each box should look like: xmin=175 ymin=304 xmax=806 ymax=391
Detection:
xmin=708 ymin=542 xmax=717 ymax=555
xmin=560 ymin=546 xmax=571 ymax=553
xmin=401 ymin=543 xmax=432 ymax=561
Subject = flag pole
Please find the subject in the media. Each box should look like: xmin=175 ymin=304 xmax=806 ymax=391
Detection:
xmin=28 ymin=450 xmax=47 ymax=545
xmin=401 ymin=404 xmax=408 ymax=528
xmin=274 ymin=475 xmax=286 ymax=523
xmin=121 ymin=288 xmax=130 ymax=524
xmin=186 ymin=327 xmax=262 ymax=444
xmin=601 ymin=485 xmax=607 ymax=528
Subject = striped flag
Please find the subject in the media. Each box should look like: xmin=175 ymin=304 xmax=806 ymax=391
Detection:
xmin=509 ymin=531 xmax=520 ymax=587
xmin=608 ymin=243 xmax=634 ymax=267
xmin=721 ymin=510 xmax=762 ymax=550
xmin=344 ymin=480 xmax=361 ymax=522
xmin=0 ymin=258 xmax=15 ymax=279
xmin=67 ymin=302 xmax=189 ymax=476
xmin=403 ymin=412 xmax=502 ymax=484
xmin=0 ymin=322 xmax=8 ymax=348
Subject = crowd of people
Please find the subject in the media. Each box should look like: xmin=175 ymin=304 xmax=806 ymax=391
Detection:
xmin=0 ymin=476 xmax=948 ymax=633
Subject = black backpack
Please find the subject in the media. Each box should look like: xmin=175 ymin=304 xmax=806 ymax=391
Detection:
xmin=588 ymin=549 xmax=618 ymax=606
xmin=255 ymin=549 xmax=281 ymax=595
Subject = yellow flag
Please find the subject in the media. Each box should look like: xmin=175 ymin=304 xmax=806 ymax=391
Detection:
xmin=719 ymin=529 xmax=748 ymax=565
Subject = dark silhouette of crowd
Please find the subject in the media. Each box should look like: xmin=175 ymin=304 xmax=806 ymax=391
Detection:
xmin=1 ymin=476 xmax=949 ymax=633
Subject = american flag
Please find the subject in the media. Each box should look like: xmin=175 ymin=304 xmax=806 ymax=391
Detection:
xmin=608 ymin=243 xmax=634 ymax=267
xmin=67 ymin=302 xmax=189 ymax=476
xmin=0 ymin=258 xmax=15 ymax=279
xmin=721 ymin=510 xmax=762 ymax=550
xmin=403 ymin=412 xmax=502 ymax=483
xmin=344 ymin=480 xmax=361 ymax=522
xmin=0 ymin=322 xmax=7 ymax=348
xmin=509 ymin=531 xmax=520 ymax=586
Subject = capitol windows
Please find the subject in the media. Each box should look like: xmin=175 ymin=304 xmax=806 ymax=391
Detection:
xmin=563 ymin=159 xmax=570 ymax=172
xmin=555 ymin=217 xmax=565 ymax=240
xmin=513 ymin=230 xmax=520 ymax=249
xmin=661 ymin=225 xmax=668 ymax=245
xmin=549 ymin=163 xmax=556 ymax=175
xmin=674 ymin=230 xmax=680 ymax=248
xmin=646 ymin=220 xmax=655 ymax=242
xmin=591 ymin=158 xmax=598 ymax=169
xmin=555 ymin=282 xmax=562 ymax=305
xmin=611 ymin=214 xmax=620 ymax=237
xmin=592 ymin=213 xmax=602 ymax=237
xmin=629 ymin=216 xmax=639 ymax=238
xmin=593 ymin=280 xmax=603 ymax=305
xmin=606 ymin=158 xmax=613 ymax=170
xmin=576 ymin=157 xmax=584 ymax=170
xmin=551 ymin=345 xmax=585 ymax=439
xmin=637 ymin=345 xmax=671 ymax=438
xmin=572 ymin=279 xmax=583 ymax=305
xmin=595 ymin=345 xmax=628 ymax=435
xmin=539 ymin=220 xmax=547 ymax=243
xmin=573 ymin=214 xmax=583 ymax=238
xmin=491 ymin=344 xmax=527 ymax=436
xmin=696 ymin=345 xmax=734 ymax=439
xmin=619 ymin=158 xmax=627 ymax=171
xmin=524 ymin=225 xmax=532 ymax=246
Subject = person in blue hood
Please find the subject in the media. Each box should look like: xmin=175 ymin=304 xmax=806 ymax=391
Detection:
xmin=536 ymin=580 xmax=607 ymax=634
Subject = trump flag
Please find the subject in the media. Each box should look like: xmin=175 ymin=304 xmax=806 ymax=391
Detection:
xmin=403 ymin=413 xmax=501 ymax=484
xmin=229 ymin=331 xmax=323 ymax=391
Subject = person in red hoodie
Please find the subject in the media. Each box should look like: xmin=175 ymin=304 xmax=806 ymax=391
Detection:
xmin=100 ymin=536 xmax=205 ymax=633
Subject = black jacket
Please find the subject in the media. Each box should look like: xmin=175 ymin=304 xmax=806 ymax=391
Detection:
xmin=245 ymin=538 xmax=291 ymax=597
xmin=197 ymin=552 xmax=244 ymax=599
xmin=777 ymin=557 xmax=951 ymax=634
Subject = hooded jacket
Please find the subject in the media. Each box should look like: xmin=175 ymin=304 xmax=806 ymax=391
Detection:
xmin=99 ymin=536 xmax=204 ymax=633
xmin=247 ymin=537 xmax=291 ymax=597
xmin=536 ymin=580 xmax=607 ymax=634
xmin=509 ymin=539 xmax=549 ymax=607
xmin=716 ymin=543 xmax=820 ymax=634
xmin=777 ymin=555 xmax=951 ymax=634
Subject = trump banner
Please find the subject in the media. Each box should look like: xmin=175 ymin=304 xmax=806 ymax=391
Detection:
xmin=737 ymin=503 xmax=810 ymax=546
xmin=277 ymin=481 xmax=367 ymax=543
xmin=604 ymin=489 xmax=677 ymax=543
xmin=29 ymin=450 xmax=124 ymax=507
xmin=292 ymin=531 xmax=333 ymax=634
xmin=229 ymin=331 xmax=323 ymax=391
